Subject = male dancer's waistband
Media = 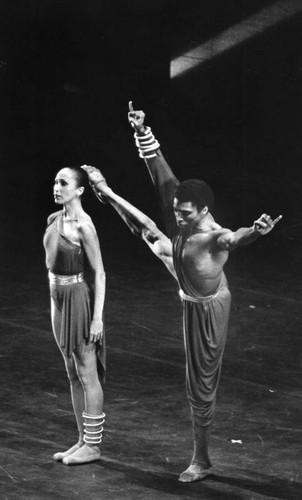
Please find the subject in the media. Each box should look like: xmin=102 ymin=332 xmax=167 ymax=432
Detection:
xmin=179 ymin=289 xmax=217 ymax=303
xmin=48 ymin=271 xmax=84 ymax=286
xmin=179 ymin=272 xmax=230 ymax=304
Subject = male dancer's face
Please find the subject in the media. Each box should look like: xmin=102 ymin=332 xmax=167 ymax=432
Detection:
xmin=173 ymin=198 xmax=206 ymax=228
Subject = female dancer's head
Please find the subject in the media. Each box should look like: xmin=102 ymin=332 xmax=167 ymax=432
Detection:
xmin=53 ymin=167 xmax=89 ymax=205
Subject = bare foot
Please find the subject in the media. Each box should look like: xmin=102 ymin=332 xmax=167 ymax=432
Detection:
xmin=53 ymin=442 xmax=84 ymax=462
xmin=178 ymin=464 xmax=212 ymax=483
xmin=62 ymin=444 xmax=101 ymax=465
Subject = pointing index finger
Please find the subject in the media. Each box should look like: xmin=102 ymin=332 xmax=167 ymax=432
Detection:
xmin=129 ymin=101 xmax=134 ymax=113
xmin=273 ymin=215 xmax=282 ymax=225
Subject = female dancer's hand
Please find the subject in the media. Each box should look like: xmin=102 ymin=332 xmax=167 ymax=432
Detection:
xmin=90 ymin=318 xmax=104 ymax=344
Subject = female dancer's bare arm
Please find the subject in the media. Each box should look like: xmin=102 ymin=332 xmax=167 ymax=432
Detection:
xmin=78 ymin=220 xmax=106 ymax=342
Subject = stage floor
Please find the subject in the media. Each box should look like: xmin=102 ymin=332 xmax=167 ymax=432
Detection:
xmin=0 ymin=254 xmax=301 ymax=500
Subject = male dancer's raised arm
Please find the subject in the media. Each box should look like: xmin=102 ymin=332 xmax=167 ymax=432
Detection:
xmin=128 ymin=101 xmax=179 ymax=238
xmin=81 ymin=166 xmax=176 ymax=278
xmin=127 ymin=102 xmax=282 ymax=246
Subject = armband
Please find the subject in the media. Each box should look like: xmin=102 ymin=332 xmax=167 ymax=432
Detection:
xmin=134 ymin=127 xmax=160 ymax=159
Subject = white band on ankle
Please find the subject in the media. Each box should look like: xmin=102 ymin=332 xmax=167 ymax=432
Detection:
xmin=82 ymin=411 xmax=106 ymax=419
xmin=83 ymin=412 xmax=105 ymax=445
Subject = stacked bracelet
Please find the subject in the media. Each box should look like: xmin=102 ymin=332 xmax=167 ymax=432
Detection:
xmin=134 ymin=126 xmax=160 ymax=159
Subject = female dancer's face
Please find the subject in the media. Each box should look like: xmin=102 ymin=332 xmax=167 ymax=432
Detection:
xmin=53 ymin=168 xmax=83 ymax=205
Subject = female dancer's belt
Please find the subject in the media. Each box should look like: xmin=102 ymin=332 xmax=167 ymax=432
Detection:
xmin=48 ymin=271 xmax=84 ymax=285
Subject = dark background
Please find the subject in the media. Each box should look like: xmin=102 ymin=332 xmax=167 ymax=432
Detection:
xmin=1 ymin=4 xmax=302 ymax=497
xmin=1 ymin=0 xmax=302 ymax=279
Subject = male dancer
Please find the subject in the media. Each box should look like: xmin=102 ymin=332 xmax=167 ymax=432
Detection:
xmin=82 ymin=104 xmax=281 ymax=482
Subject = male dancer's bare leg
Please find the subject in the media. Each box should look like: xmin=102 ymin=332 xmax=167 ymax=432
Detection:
xmin=179 ymin=412 xmax=212 ymax=482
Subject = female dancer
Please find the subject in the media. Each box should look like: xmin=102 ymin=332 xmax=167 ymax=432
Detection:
xmin=43 ymin=166 xmax=106 ymax=465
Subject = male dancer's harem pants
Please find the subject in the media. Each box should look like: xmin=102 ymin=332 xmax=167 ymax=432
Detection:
xmin=143 ymin=148 xmax=231 ymax=427
xmin=179 ymin=279 xmax=231 ymax=426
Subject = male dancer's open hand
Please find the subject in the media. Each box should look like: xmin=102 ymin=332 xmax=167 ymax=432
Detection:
xmin=81 ymin=165 xmax=107 ymax=188
xmin=81 ymin=165 xmax=109 ymax=204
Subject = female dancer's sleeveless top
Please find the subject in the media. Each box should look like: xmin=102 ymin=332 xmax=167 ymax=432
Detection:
xmin=44 ymin=211 xmax=85 ymax=275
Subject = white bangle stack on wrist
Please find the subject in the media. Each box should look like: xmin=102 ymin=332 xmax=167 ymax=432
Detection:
xmin=134 ymin=126 xmax=160 ymax=159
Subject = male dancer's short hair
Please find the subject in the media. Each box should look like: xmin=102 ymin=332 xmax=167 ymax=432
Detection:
xmin=175 ymin=179 xmax=214 ymax=211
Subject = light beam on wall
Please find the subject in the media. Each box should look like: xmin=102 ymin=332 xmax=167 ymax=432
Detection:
xmin=171 ymin=0 xmax=302 ymax=79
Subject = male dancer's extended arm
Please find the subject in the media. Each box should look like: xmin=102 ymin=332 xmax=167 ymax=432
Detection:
xmin=81 ymin=165 xmax=176 ymax=278
xmin=128 ymin=102 xmax=178 ymax=239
